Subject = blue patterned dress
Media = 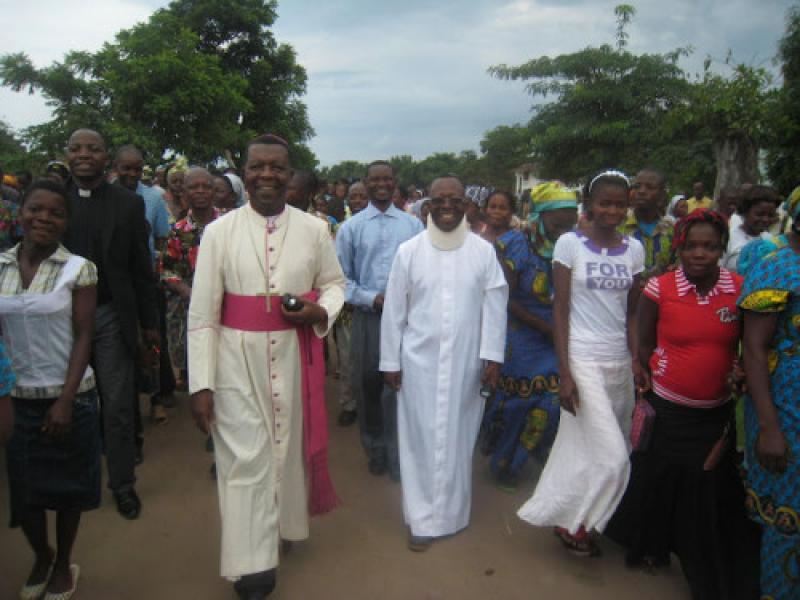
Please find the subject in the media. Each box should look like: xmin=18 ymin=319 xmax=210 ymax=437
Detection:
xmin=739 ymin=244 xmax=800 ymax=600
xmin=481 ymin=229 xmax=560 ymax=480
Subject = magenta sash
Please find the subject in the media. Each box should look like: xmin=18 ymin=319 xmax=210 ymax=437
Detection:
xmin=220 ymin=291 xmax=340 ymax=515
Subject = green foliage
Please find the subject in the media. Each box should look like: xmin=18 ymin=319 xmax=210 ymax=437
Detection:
xmin=614 ymin=4 xmax=636 ymax=51
xmin=479 ymin=124 xmax=533 ymax=189
xmin=490 ymin=41 xmax=693 ymax=184
xmin=487 ymin=3 xmax=782 ymax=192
xmin=0 ymin=120 xmax=42 ymax=174
xmin=678 ymin=63 xmax=773 ymax=142
xmin=764 ymin=5 xmax=800 ymax=194
xmin=318 ymin=160 xmax=368 ymax=183
xmin=0 ymin=0 xmax=313 ymax=167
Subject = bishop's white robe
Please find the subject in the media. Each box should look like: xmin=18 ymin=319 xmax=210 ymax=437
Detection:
xmin=188 ymin=203 xmax=345 ymax=577
xmin=379 ymin=229 xmax=507 ymax=537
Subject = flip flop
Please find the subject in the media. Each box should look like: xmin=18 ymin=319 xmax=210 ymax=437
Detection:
xmin=43 ymin=564 xmax=79 ymax=600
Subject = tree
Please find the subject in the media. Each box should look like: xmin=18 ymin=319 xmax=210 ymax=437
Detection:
xmin=0 ymin=0 xmax=314 ymax=167
xmin=318 ymin=160 xmax=368 ymax=183
xmin=674 ymin=62 xmax=773 ymax=198
xmin=764 ymin=5 xmax=800 ymax=194
xmin=0 ymin=120 xmax=39 ymax=174
xmin=488 ymin=5 xmax=707 ymax=187
xmin=479 ymin=124 xmax=534 ymax=189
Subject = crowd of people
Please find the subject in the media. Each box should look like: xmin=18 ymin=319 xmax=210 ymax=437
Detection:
xmin=0 ymin=129 xmax=798 ymax=600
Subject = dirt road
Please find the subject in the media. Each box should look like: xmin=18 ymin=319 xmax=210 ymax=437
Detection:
xmin=0 ymin=379 xmax=690 ymax=599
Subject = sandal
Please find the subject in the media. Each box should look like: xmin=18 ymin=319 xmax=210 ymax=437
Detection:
xmin=554 ymin=527 xmax=601 ymax=557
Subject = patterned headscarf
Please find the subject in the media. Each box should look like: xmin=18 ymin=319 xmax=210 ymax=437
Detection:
xmin=528 ymin=182 xmax=578 ymax=258
xmin=785 ymin=186 xmax=800 ymax=222
xmin=672 ymin=208 xmax=729 ymax=251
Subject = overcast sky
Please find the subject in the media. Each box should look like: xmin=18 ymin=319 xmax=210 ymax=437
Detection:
xmin=0 ymin=0 xmax=794 ymax=165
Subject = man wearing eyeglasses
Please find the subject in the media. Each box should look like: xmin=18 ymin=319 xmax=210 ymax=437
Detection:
xmin=380 ymin=175 xmax=508 ymax=551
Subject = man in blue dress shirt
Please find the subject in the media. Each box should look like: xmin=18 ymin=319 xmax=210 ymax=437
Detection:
xmin=336 ymin=161 xmax=423 ymax=479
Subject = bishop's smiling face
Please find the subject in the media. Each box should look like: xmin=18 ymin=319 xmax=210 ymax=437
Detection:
xmin=429 ymin=177 xmax=466 ymax=232
xmin=244 ymin=143 xmax=292 ymax=216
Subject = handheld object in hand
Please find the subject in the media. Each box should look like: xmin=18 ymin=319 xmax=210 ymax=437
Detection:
xmin=282 ymin=294 xmax=303 ymax=312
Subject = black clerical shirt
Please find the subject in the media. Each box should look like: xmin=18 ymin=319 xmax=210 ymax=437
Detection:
xmin=65 ymin=184 xmax=113 ymax=305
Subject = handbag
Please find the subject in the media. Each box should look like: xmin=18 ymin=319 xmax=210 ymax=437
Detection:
xmin=630 ymin=390 xmax=656 ymax=452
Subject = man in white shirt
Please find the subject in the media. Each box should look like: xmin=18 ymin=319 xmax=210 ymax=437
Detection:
xmin=380 ymin=175 xmax=508 ymax=551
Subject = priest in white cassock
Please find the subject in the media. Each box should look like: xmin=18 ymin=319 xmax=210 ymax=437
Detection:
xmin=188 ymin=134 xmax=345 ymax=600
xmin=380 ymin=175 xmax=508 ymax=552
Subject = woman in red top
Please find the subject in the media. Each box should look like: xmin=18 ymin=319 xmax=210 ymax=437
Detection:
xmin=607 ymin=210 xmax=760 ymax=599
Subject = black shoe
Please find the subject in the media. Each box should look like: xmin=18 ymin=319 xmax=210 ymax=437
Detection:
xmin=234 ymin=569 xmax=276 ymax=599
xmin=368 ymin=456 xmax=387 ymax=476
xmin=337 ymin=409 xmax=357 ymax=427
xmin=408 ymin=533 xmax=433 ymax=552
xmin=114 ymin=488 xmax=141 ymax=520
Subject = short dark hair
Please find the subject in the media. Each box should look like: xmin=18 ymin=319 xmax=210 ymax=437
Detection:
xmin=292 ymin=170 xmax=319 ymax=196
xmin=366 ymin=160 xmax=394 ymax=177
xmin=487 ymin=190 xmax=516 ymax=213
xmin=737 ymin=185 xmax=782 ymax=216
xmin=114 ymin=144 xmax=143 ymax=164
xmin=245 ymin=134 xmax=289 ymax=164
xmin=636 ymin=167 xmax=666 ymax=188
xmin=21 ymin=178 xmax=71 ymax=217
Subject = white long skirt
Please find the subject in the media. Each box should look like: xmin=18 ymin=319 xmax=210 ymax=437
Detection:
xmin=517 ymin=358 xmax=634 ymax=534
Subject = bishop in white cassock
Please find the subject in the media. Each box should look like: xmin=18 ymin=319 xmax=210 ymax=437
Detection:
xmin=188 ymin=135 xmax=344 ymax=600
xmin=379 ymin=176 xmax=508 ymax=551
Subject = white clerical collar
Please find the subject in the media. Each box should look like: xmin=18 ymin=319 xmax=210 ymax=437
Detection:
xmin=427 ymin=214 xmax=469 ymax=250
xmin=78 ymin=188 xmax=92 ymax=198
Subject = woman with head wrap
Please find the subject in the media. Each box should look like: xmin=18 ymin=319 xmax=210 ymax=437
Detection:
xmin=738 ymin=188 xmax=800 ymax=600
xmin=607 ymin=209 xmax=760 ymax=598
xmin=222 ymin=172 xmax=246 ymax=207
xmin=481 ymin=182 xmax=577 ymax=491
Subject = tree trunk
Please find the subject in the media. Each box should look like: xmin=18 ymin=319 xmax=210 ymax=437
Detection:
xmin=713 ymin=134 xmax=759 ymax=199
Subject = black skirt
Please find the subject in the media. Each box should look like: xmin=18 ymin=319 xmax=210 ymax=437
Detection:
xmin=606 ymin=392 xmax=761 ymax=600
xmin=6 ymin=389 xmax=101 ymax=526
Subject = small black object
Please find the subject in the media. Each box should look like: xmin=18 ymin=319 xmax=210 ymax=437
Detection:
xmin=480 ymin=384 xmax=493 ymax=398
xmin=282 ymin=294 xmax=303 ymax=312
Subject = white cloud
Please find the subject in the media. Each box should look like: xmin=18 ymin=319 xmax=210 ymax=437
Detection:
xmin=0 ymin=0 xmax=793 ymax=166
